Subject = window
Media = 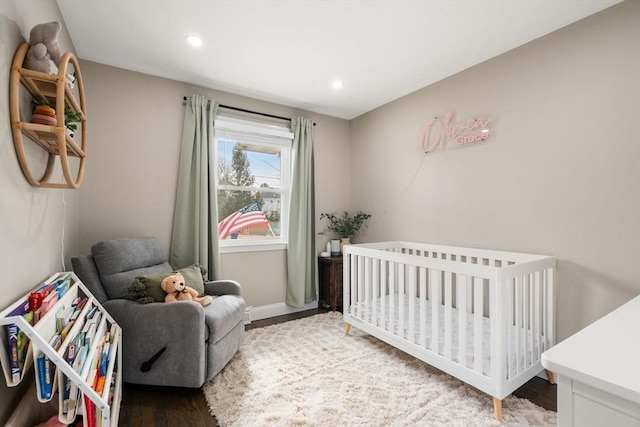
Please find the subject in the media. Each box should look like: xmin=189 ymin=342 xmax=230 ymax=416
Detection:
xmin=213 ymin=117 xmax=293 ymax=252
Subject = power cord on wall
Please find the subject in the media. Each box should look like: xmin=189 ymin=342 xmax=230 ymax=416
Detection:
xmin=61 ymin=190 xmax=66 ymax=271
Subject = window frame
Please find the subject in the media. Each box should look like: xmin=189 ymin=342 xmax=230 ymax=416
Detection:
xmin=213 ymin=116 xmax=293 ymax=253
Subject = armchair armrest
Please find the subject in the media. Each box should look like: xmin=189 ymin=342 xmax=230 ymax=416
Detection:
xmin=103 ymin=299 xmax=207 ymax=387
xmin=204 ymin=279 xmax=242 ymax=296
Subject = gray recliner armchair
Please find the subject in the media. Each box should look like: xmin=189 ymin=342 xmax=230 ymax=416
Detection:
xmin=71 ymin=237 xmax=245 ymax=388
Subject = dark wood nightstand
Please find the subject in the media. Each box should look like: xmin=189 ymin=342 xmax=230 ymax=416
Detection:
xmin=318 ymin=256 xmax=343 ymax=312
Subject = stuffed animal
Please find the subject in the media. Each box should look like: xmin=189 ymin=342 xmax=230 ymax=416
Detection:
xmin=161 ymin=272 xmax=213 ymax=306
xmin=23 ymin=21 xmax=62 ymax=73
xmin=127 ymin=281 xmax=155 ymax=304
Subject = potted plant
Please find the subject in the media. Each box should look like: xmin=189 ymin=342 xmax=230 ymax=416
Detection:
xmin=320 ymin=211 xmax=372 ymax=253
xmin=64 ymin=102 xmax=83 ymax=138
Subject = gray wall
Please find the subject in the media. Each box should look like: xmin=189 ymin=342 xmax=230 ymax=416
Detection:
xmin=350 ymin=0 xmax=639 ymax=342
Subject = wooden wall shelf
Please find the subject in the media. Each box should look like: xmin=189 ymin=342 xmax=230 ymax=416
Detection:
xmin=9 ymin=43 xmax=87 ymax=189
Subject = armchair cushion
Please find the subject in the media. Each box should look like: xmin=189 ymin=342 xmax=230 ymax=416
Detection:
xmin=129 ymin=263 xmax=208 ymax=303
xmin=92 ymin=237 xmax=172 ymax=300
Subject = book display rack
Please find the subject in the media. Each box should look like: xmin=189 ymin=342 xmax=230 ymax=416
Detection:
xmin=0 ymin=272 xmax=121 ymax=426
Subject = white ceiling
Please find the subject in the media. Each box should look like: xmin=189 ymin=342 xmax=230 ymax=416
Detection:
xmin=56 ymin=0 xmax=621 ymax=120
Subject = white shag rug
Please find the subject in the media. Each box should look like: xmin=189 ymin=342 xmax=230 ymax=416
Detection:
xmin=203 ymin=312 xmax=556 ymax=427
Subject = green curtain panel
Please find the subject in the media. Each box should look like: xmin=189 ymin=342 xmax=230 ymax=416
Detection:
xmin=169 ymin=95 xmax=221 ymax=280
xmin=286 ymin=117 xmax=317 ymax=307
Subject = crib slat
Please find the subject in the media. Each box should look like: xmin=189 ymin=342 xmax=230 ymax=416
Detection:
xmin=419 ymin=267 xmax=427 ymax=348
xmin=473 ymin=277 xmax=483 ymax=374
xmin=542 ymin=269 xmax=547 ymax=351
xmin=408 ymin=265 xmax=416 ymax=343
xmin=491 ymin=274 xmax=506 ymax=390
xmin=466 ymin=276 xmax=473 ymax=314
xmin=350 ymin=254 xmax=357 ymax=315
xmin=353 ymin=255 xmax=358 ymax=317
xmin=344 ymin=253 xmax=350 ymax=313
xmin=444 ymin=271 xmax=453 ymax=359
xmin=523 ymin=273 xmax=530 ymax=367
xmin=399 ymin=264 xmax=405 ymax=339
xmin=457 ymin=276 xmax=468 ymax=368
xmin=357 ymin=255 xmax=367 ymax=319
xmin=528 ymin=273 xmax=534 ymax=366
xmin=364 ymin=256 xmax=371 ymax=323
xmin=389 ymin=262 xmax=396 ymax=334
xmin=381 ymin=260 xmax=387 ymax=331
xmin=515 ymin=275 xmax=522 ymax=374
xmin=507 ymin=278 xmax=514 ymax=379
xmin=534 ymin=270 xmax=542 ymax=362
xmin=348 ymin=255 xmax=358 ymax=316
xmin=547 ymin=267 xmax=556 ymax=350
xmin=372 ymin=258 xmax=379 ymax=327
xmin=430 ymin=269 xmax=441 ymax=353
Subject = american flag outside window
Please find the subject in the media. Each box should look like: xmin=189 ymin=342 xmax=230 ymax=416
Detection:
xmin=217 ymin=202 xmax=269 ymax=240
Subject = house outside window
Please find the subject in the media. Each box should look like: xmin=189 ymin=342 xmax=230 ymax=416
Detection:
xmin=213 ymin=116 xmax=292 ymax=252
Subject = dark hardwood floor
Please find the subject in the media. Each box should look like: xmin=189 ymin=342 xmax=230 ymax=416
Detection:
xmin=118 ymin=309 xmax=556 ymax=426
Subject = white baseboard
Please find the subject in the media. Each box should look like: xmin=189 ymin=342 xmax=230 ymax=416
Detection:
xmin=245 ymin=301 xmax=318 ymax=323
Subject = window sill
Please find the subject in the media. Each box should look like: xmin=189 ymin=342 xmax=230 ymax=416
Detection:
xmin=219 ymin=242 xmax=287 ymax=254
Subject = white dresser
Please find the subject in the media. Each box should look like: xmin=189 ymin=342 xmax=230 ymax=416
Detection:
xmin=542 ymin=296 xmax=640 ymax=427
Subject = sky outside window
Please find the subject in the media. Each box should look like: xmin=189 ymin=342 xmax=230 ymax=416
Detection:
xmin=217 ymin=139 xmax=281 ymax=189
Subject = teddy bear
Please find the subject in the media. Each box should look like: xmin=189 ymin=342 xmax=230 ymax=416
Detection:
xmin=23 ymin=21 xmax=62 ymax=74
xmin=160 ymin=272 xmax=213 ymax=306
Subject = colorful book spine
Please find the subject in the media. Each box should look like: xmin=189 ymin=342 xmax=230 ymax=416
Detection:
xmin=62 ymin=341 xmax=77 ymax=414
xmin=29 ymin=280 xmax=56 ymax=316
xmin=37 ymin=354 xmax=47 ymax=398
xmin=16 ymin=311 xmax=33 ymax=373
xmin=83 ymin=391 xmax=96 ymax=427
xmin=37 ymin=334 xmax=63 ymax=400
xmin=54 ymin=278 xmax=71 ymax=298
xmin=8 ymin=323 xmax=20 ymax=382
xmin=40 ymin=291 xmax=59 ymax=316
xmin=37 ymin=354 xmax=53 ymax=399
xmin=5 ymin=300 xmax=31 ymax=382
xmin=29 ymin=292 xmax=45 ymax=313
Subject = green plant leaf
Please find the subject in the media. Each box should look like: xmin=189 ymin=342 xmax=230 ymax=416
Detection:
xmin=319 ymin=211 xmax=371 ymax=239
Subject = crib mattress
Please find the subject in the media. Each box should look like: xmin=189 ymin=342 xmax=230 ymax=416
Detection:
xmin=350 ymin=293 xmax=544 ymax=378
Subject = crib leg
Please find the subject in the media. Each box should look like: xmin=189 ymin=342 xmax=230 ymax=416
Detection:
xmin=344 ymin=324 xmax=351 ymax=336
xmin=493 ymin=397 xmax=503 ymax=423
xmin=546 ymin=370 xmax=556 ymax=385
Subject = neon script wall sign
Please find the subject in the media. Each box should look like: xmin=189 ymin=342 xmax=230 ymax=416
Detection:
xmin=420 ymin=112 xmax=491 ymax=153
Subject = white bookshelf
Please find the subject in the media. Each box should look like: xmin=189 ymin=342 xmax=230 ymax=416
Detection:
xmin=0 ymin=272 xmax=122 ymax=427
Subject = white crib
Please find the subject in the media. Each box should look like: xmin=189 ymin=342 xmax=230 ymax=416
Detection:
xmin=342 ymin=241 xmax=557 ymax=422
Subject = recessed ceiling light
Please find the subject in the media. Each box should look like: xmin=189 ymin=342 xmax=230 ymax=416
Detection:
xmin=332 ymin=80 xmax=343 ymax=90
xmin=186 ymin=35 xmax=203 ymax=47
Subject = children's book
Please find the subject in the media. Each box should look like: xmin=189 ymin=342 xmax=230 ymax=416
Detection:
xmin=5 ymin=300 xmax=31 ymax=382
xmin=83 ymin=390 xmax=96 ymax=427
xmin=29 ymin=278 xmax=56 ymax=312
xmin=38 ymin=334 xmax=63 ymax=400
xmin=62 ymin=340 xmax=78 ymax=414
xmin=40 ymin=291 xmax=59 ymax=316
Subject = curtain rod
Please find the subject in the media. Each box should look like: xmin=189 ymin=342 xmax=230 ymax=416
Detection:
xmin=182 ymin=96 xmax=315 ymax=126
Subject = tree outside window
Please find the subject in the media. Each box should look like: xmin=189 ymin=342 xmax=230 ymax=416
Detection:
xmin=214 ymin=118 xmax=291 ymax=247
